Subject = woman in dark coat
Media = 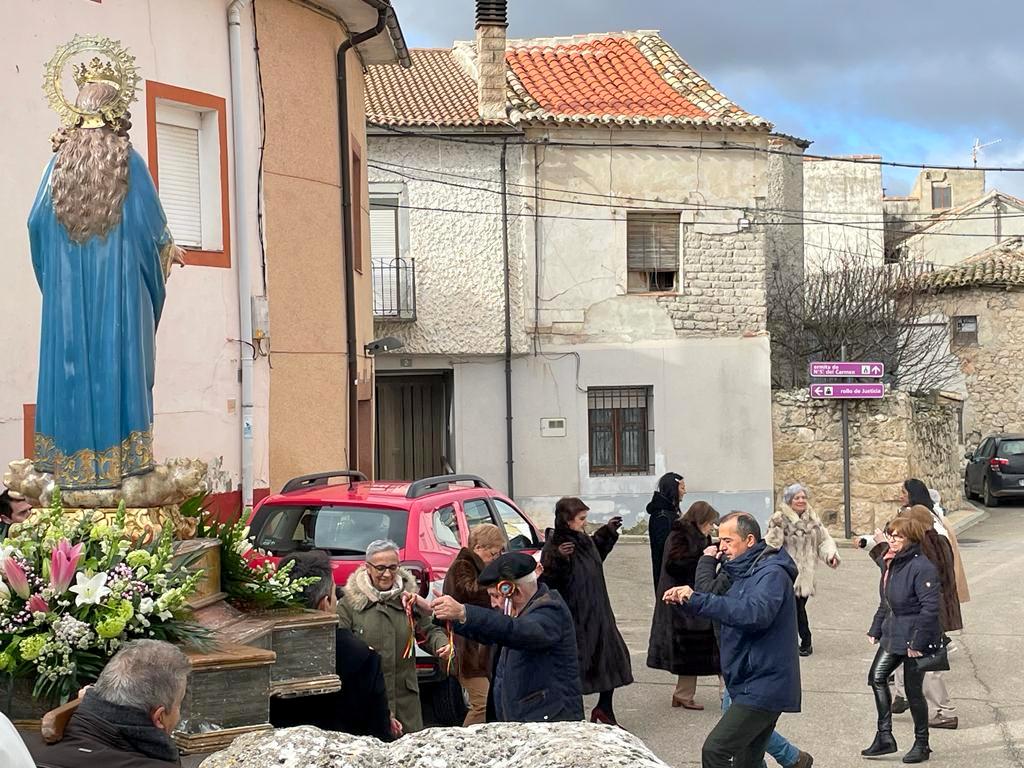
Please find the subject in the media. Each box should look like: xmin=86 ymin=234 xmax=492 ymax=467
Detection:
xmin=541 ymin=497 xmax=633 ymax=726
xmin=646 ymin=472 xmax=684 ymax=593
xmin=863 ymin=516 xmax=942 ymax=764
xmin=646 ymin=501 xmax=720 ymax=710
xmin=442 ymin=523 xmax=505 ymax=725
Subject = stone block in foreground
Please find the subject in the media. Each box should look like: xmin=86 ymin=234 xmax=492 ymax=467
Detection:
xmin=198 ymin=722 xmax=670 ymax=768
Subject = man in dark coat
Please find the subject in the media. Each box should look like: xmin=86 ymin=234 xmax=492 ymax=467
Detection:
xmin=270 ymin=550 xmax=393 ymax=741
xmin=540 ymin=497 xmax=633 ymax=725
xmin=665 ymin=512 xmax=801 ymax=768
xmin=26 ymin=640 xmax=187 ymax=768
xmin=432 ymin=552 xmax=584 ymax=723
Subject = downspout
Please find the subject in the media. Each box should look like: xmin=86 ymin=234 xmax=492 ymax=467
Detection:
xmin=228 ymin=1 xmax=254 ymax=506
xmin=338 ymin=9 xmax=387 ymax=471
xmin=501 ymin=140 xmax=514 ymax=498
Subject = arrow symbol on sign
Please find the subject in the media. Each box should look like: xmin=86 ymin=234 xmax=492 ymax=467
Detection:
xmin=872 ymin=365 xmax=882 ymax=375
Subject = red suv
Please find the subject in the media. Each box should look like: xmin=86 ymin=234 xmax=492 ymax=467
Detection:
xmin=246 ymin=471 xmax=544 ymax=724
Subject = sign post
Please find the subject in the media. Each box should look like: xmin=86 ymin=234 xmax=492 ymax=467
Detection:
xmin=808 ymin=353 xmax=886 ymax=539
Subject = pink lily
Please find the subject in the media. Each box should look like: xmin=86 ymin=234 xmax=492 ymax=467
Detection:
xmin=4 ymin=558 xmax=31 ymax=600
xmin=27 ymin=594 xmax=49 ymax=614
xmin=50 ymin=539 xmax=84 ymax=595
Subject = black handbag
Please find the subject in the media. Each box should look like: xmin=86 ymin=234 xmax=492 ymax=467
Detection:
xmin=914 ymin=635 xmax=951 ymax=672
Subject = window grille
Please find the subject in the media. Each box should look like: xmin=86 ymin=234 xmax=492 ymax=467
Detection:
xmin=587 ymin=386 xmax=654 ymax=476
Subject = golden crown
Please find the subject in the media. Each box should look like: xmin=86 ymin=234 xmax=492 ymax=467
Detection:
xmin=72 ymin=57 xmax=120 ymax=89
xmin=44 ymin=35 xmax=140 ymax=130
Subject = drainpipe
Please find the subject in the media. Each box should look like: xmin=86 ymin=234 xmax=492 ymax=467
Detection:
xmin=338 ymin=9 xmax=388 ymax=472
xmin=228 ymin=1 xmax=254 ymax=507
xmin=501 ymin=140 xmax=514 ymax=499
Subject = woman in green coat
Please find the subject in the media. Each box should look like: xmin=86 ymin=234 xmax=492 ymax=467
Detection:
xmin=337 ymin=540 xmax=451 ymax=734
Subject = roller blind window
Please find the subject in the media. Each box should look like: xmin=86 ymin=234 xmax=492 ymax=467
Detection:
xmin=156 ymin=121 xmax=203 ymax=248
xmin=627 ymin=212 xmax=680 ymax=293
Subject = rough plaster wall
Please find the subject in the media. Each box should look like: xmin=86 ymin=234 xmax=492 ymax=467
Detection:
xmin=803 ymin=158 xmax=884 ymax=267
xmin=368 ymin=136 xmax=529 ymax=355
xmin=772 ymin=389 xmax=963 ymax=535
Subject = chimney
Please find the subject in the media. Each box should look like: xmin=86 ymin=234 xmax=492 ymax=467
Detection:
xmin=475 ymin=0 xmax=508 ymax=121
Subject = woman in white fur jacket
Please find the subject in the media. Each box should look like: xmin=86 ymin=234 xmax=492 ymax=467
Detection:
xmin=766 ymin=483 xmax=840 ymax=657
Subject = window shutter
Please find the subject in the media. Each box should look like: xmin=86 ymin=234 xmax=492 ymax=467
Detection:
xmin=627 ymin=213 xmax=680 ymax=271
xmin=370 ymin=202 xmax=399 ymax=314
xmin=156 ymin=122 xmax=202 ymax=248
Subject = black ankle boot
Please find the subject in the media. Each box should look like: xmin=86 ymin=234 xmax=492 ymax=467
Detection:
xmin=861 ymin=731 xmax=898 ymax=756
xmin=902 ymin=742 xmax=931 ymax=763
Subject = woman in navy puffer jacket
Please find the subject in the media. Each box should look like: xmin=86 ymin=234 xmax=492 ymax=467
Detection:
xmin=863 ymin=516 xmax=942 ymax=764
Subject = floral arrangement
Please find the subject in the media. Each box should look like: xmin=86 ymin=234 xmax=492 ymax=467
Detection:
xmin=0 ymin=492 xmax=207 ymax=703
xmin=180 ymin=494 xmax=316 ymax=611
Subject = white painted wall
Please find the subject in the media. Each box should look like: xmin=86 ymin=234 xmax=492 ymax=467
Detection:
xmin=0 ymin=0 xmax=269 ymax=491
xmin=802 ymin=157 xmax=884 ymax=268
xmin=902 ymin=196 xmax=1024 ymax=266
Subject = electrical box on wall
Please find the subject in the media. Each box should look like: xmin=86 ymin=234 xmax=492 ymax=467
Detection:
xmin=540 ymin=417 xmax=566 ymax=438
xmin=251 ymin=295 xmax=270 ymax=341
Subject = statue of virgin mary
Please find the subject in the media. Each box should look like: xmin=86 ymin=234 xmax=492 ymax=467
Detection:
xmin=29 ymin=37 xmax=183 ymax=491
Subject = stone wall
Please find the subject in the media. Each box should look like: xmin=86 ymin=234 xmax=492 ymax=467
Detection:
xmin=772 ymin=389 xmax=964 ymax=535
xmin=656 ymin=229 xmax=768 ymax=335
xmin=919 ymin=287 xmax=1024 ymax=448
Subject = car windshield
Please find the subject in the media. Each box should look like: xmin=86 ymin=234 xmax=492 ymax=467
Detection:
xmin=251 ymin=504 xmax=408 ymax=556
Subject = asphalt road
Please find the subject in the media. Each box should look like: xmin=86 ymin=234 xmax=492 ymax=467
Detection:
xmin=599 ymin=505 xmax=1024 ymax=767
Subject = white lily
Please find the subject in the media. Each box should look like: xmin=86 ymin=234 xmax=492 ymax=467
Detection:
xmin=0 ymin=580 xmax=10 ymax=605
xmin=0 ymin=544 xmax=13 ymax=570
xmin=69 ymin=571 xmax=111 ymax=607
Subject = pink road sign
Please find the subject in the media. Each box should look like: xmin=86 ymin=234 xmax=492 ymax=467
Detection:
xmin=809 ymin=383 xmax=885 ymax=399
xmin=809 ymin=361 xmax=884 ymax=378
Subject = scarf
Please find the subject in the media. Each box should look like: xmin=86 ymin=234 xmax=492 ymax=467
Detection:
xmin=366 ymin=578 xmax=405 ymax=604
xmin=722 ymin=541 xmax=768 ymax=580
xmin=77 ymin=690 xmax=179 ymax=762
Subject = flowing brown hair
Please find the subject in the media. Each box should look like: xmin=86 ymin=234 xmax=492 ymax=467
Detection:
xmin=51 ymin=82 xmax=131 ymax=243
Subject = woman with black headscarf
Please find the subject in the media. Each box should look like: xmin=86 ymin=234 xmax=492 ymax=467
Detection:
xmin=646 ymin=472 xmax=685 ymax=593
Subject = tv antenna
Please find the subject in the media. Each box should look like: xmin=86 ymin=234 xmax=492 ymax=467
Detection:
xmin=972 ymin=138 xmax=1001 ymax=167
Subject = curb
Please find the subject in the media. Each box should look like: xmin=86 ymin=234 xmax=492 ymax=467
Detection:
xmin=618 ymin=534 xmax=650 ymax=544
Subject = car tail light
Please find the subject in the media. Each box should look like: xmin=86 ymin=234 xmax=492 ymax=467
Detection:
xmin=990 ymin=457 xmax=1010 ymax=471
xmin=401 ymin=559 xmax=432 ymax=597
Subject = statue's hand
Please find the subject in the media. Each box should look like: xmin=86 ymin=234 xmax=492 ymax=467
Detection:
xmin=171 ymin=245 xmax=187 ymax=268
xmin=162 ymin=245 xmax=187 ymax=280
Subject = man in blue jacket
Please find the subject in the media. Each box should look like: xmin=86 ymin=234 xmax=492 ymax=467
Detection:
xmin=665 ymin=512 xmax=801 ymax=768
xmin=432 ymin=552 xmax=584 ymax=723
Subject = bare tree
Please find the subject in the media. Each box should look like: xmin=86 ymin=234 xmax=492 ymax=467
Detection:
xmin=768 ymin=252 xmax=962 ymax=392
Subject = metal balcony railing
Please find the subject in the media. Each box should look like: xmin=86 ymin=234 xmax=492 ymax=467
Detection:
xmin=372 ymin=257 xmax=416 ymax=321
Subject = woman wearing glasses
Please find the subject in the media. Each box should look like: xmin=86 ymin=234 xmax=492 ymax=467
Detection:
xmin=863 ymin=517 xmax=942 ymax=764
xmin=442 ymin=523 xmax=505 ymax=725
xmin=338 ymin=540 xmax=452 ymax=735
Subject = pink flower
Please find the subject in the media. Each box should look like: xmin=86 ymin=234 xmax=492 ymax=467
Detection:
xmin=27 ymin=594 xmax=49 ymax=614
xmin=4 ymin=558 xmax=30 ymax=600
xmin=50 ymin=539 xmax=84 ymax=595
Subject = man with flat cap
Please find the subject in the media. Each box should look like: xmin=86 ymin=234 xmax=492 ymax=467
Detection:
xmin=432 ymin=552 xmax=584 ymax=723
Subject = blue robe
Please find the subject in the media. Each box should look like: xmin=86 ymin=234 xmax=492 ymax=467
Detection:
xmin=28 ymin=149 xmax=170 ymax=490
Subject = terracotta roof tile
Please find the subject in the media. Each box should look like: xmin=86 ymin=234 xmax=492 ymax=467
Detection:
xmin=365 ymin=31 xmax=769 ymax=130
xmin=915 ymin=238 xmax=1024 ymax=293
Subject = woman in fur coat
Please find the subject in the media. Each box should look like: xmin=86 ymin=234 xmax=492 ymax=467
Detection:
xmin=541 ymin=497 xmax=633 ymax=726
xmin=646 ymin=501 xmax=720 ymax=710
xmin=766 ymin=483 xmax=840 ymax=656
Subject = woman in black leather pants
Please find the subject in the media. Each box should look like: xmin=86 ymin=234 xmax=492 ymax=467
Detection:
xmin=864 ymin=516 xmax=942 ymax=764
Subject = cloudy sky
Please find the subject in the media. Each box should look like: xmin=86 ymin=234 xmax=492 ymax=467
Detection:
xmin=395 ymin=0 xmax=1024 ymax=197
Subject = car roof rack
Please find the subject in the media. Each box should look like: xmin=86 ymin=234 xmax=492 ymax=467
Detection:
xmin=406 ymin=474 xmax=492 ymax=499
xmin=281 ymin=470 xmax=368 ymax=494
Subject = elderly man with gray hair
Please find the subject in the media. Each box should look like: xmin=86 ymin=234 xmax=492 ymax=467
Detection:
xmin=337 ymin=539 xmax=452 ymax=735
xmin=26 ymin=639 xmax=189 ymax=768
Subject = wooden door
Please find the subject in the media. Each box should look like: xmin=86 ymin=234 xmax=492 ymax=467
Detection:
xmin=375 ymin=375 xmax=450 ymax=481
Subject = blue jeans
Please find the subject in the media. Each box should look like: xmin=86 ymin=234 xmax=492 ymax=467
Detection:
xmin=722 ymin=689 xmax=799 ymax=768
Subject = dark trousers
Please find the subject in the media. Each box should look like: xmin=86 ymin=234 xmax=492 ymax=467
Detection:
xmin=795 ymin=596 xmax=811 ymax=648
xmin=869 ymin=646 xmax=928 ymax=745
xmin=702 ymin=702 xmax=781 ymax=768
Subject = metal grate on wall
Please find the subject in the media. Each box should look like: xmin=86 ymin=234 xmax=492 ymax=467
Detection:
xmin=587 ymin=386 xmax=654 ymax=476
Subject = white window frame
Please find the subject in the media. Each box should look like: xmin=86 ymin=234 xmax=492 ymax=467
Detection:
xmin=155 ymin=101 xmax=224 ymax=253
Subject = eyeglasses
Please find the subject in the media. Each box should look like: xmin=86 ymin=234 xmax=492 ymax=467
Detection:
xmin=367 ymin=563 xmax=399 ymax=574
xmin=885 ymin=531 xmax=905 ymax=541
